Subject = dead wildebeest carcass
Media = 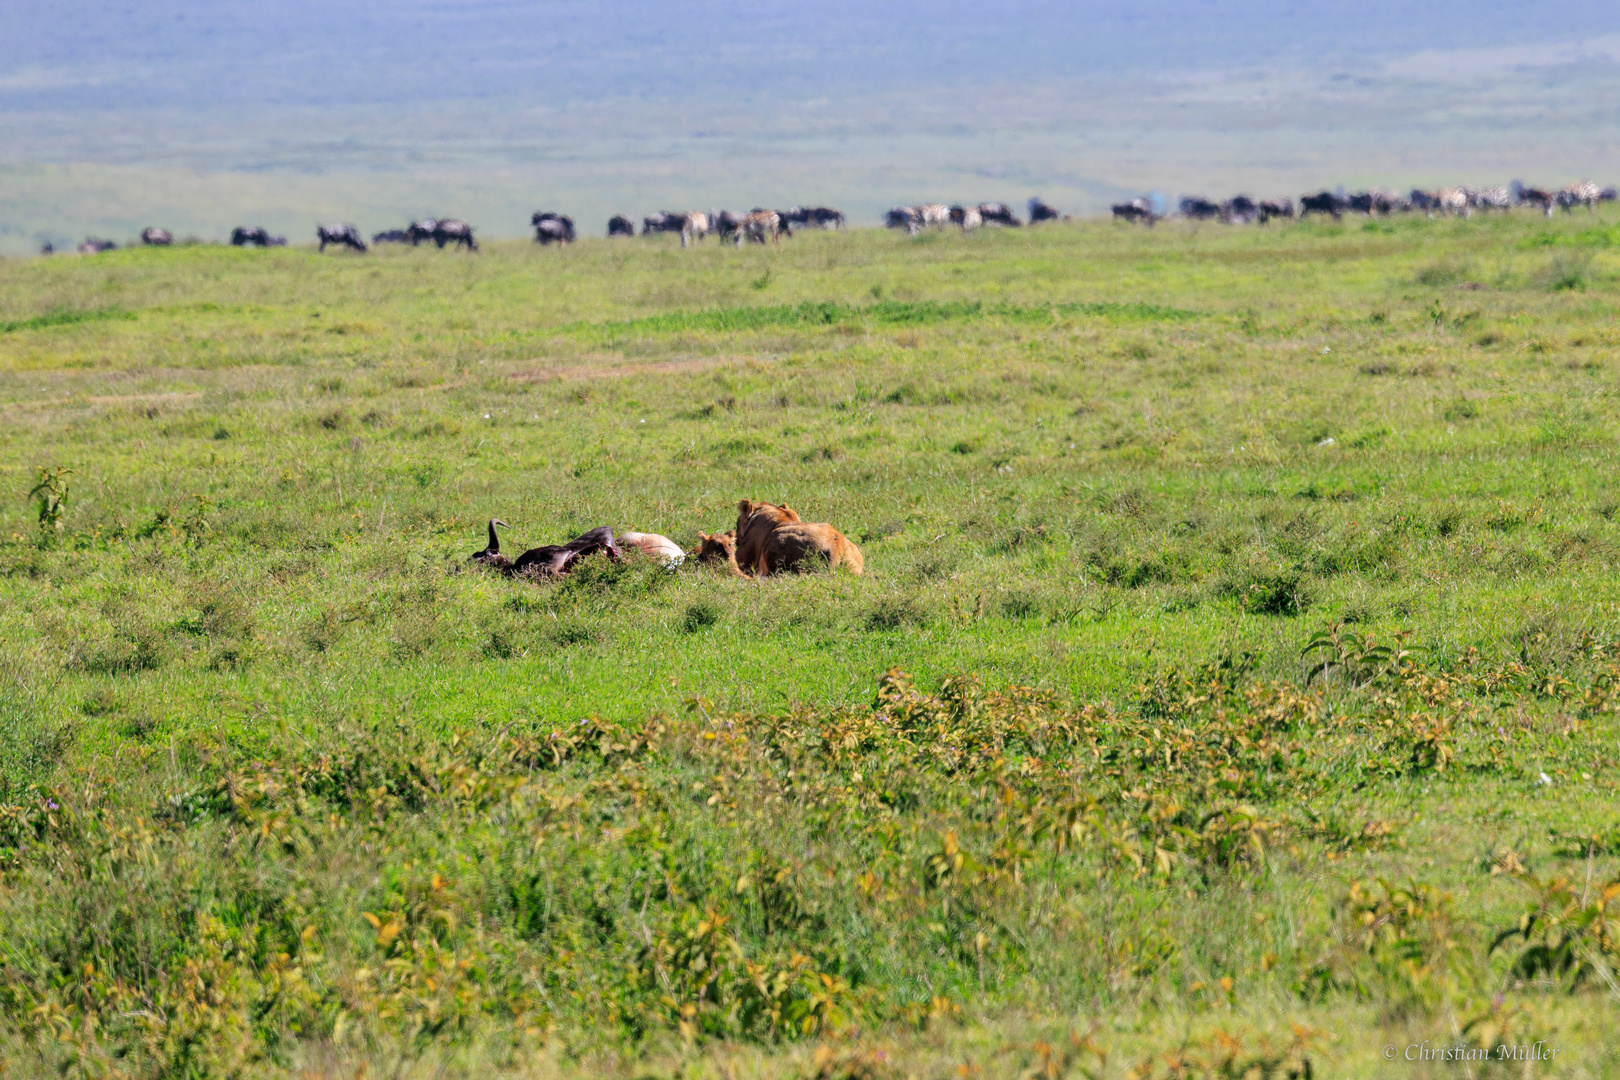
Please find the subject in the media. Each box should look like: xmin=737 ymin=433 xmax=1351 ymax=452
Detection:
xmin=532 ymin=212 xmax=576 ymax=245
xmin=317 ymin=224 xmax=367 ymax=252
xmin=140 ymin=227 xmax=173 ymax=246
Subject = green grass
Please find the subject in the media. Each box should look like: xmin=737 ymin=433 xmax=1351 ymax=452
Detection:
xmin=3 ymin=215 xmax=1620 ymax=1077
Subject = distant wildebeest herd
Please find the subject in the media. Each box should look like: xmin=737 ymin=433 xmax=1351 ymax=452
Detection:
xmin=36 ymin=180 xmax=1618 ymax=256
xmin=1110 ymin=180 xmax=1617 ymax=227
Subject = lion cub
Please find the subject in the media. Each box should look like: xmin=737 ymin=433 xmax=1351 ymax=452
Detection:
xmin=732 ymin=499 xmax=864 ymax=576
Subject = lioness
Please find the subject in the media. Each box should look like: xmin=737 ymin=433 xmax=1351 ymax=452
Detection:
xmin=693 ymin=530 xmax=740 ymax=570
xmin=733 ymin=499 xmax=864 ymax=576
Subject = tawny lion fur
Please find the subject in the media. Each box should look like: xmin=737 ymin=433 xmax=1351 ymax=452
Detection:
xmin=732 ymin=499 xmax=864 ymax=576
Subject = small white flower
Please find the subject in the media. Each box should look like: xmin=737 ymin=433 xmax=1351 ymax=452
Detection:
xmin=1539 ymin=772 xmax=1554 ymax=786
xmin=1322 ymin=346 xmax=1331 ymax=354
xmin=1317 ymin=437 xmax=1336 ymax=447
xmin=639 ymin=418 xmax=646 ymax=424
xmin=483 ymin=413 xmax=491 ymax=419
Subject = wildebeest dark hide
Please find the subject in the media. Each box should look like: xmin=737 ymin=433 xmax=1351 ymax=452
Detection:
xmin=643 ymin=212 xmax=685 ymax=236
xmin=805 ymin=206 xmax=845 ymax=228
xmin=1221 ymin=196 xmax=1258 ymax=224
xmin=977 ymin=202 xmax=1020 ymax=226
xmin=1257 ymin=198 xmax=1294 ymax=223
xmin=1028 ymin=198 xmax=1061 ymax=223
xmin=406 ymin=219 xmax=439 ymax=245
xmin=532 ymin=212 xmax=577 ymax=245
xmin=1111 ymin=199 xmax=1154 ymax=225
xmin=140 ymin=227 xmax=173 ymax=246
xmin=886 ymin=206 xmax=923 ymax=234
xmin=372 ymin=229 xmax=410 ymax=244
xmin=1179 ymin=196 xmax=1221 ymax=221
xmin=510 ymin=526 xmax=622 ymax=578
xmin=317 ymin=224 xmax=367 ymax=252
xmin=231 ymin=226 xmax=272 ymax=247
xmin=607 ymin=215 xmax=636 ymax=237
xmin=267 ymin=236 xmax=288 ymax=247
xmin=1299 ymin=191 xmax=1344 ymax=219
xmin=431 ymin=219 xmax=478 ymax=250
xmin=711 ymin=210 xmax=740 ymax=241
xmin=77 ymin=238 xmax=117 ymax=254
xmin=39 ymin=242 xmax=54 ymax=255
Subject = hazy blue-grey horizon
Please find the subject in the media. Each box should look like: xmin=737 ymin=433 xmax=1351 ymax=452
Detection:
xmin=4 ymin=1 xmax=1620 ymax=251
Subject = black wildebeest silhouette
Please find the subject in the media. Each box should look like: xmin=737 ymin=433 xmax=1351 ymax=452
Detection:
xmin=77 ymin=238 xmax=117 ymax=254
xmin=1111 ymin=199 xmax=1155 ymax=226
xmin=1179 ymin=196 xmax=1221 ymax=221
xmin=372 ymin=229 xmax=410 ymax=244
xmin=607 ymin=215 xmax=636 ymax=237
xmin=1258 ymin=198 xmax=1295 ymax=223
xmin=140 ymin=227 xmax=173 ymax=246
xmin=532 ymin=212 xmax=576 ymax=245
xmin=432 ymin=219 xmax=478 ymax=250
xmin=231 ymin=226 xmax=272 ymax=247
xmin=317 ymin=224 xmax=367 ymax=252
xmin=1299 ymin=191 xmax=1345 ymax=219
xmin=1028 ymin=197 xmax=1061 ymax=223
xmin=642 ymin=211 xmax=685 ymax=236
xmin=470 ymin=522 xmax=622 ymax=578
xmin=977 ymin=202 xmax=1020 ymax=226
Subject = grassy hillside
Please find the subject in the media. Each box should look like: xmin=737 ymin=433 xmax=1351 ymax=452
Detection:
xmin=2 ymin=216 xmax=1620 ymax=1077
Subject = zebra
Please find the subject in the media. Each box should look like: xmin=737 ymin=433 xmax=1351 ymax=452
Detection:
xmin=1468 ymin=186 xmax=1512 ymax=213
xmin=734 ymin=209 xmax=786 ymax=246
xmin=1435 ymin=188 xmax=1470 ymax=217
xmin=1557 ymin=181 xmax=1604 ymax=214
xmin=680 ymin=211 xmax=709 ymax=248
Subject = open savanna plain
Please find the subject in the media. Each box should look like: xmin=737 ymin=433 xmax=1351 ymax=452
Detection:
xmin=4 ymin=213 xmax=1620 ymax=1078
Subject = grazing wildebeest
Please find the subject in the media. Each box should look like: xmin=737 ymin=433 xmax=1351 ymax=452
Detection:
xmin=949 ymin=204 xmax=983 ymax=232
xmin=39 ymin=242 xmax=54 ymax=255
xmin=406 ymin=219 xmax=439 ymax=245
xmin=532 ymin=212 xmax=576 ymax=245
xmin=782 ymin=207 xmax=811 ymax=230
xmin=977 ymin=203 xmax=1020 ymax=226
xmin=267 ymin=236 xmax=288 ymax=247
xmin=372 ymin=229 xmax=410 ymax=244
xmin=1407 ymin=189 xmax=1441 ymax=215
xmin=431 ymin=219 xmax=477 ymax=250
xmin=607 ymin=215 xmax=636 ymax=237
xmin=1299 ymin=191 xmax=1345 ymax=219
xmin=317 ymin=224 xmax=367 ymax=252
xmin=231 ymin=226 xmax=272 ymax=247
xmin=1222 ymin=196 xmax=1259 ymax=224
xmin=76 ymin=238 xmax=117 ymax=254
xmin=1557 ymin=181 xmax=1604 ymax=213
xmin=735 ymin=209 xmax=786 ymax=245
xmin=1111 ymin=199 xmax=1155 ymax=225
xmin=642 ymin=212 xmax=685 ymax=236
xmin=680 ymin=211 xmax=710 ymax=248
xmin=1179 ymin=196 xmax=1222 ymax=221
xmin=886 ymin=206 xmax=923 ymax=234
xmin=140 ymin=227 xmax=173 ymax=246
xmin=1028 ymin=197 xmax=1061 ymax=223
xmin=803 ymin=206 xmax=845 ymax=228
xmin=711 ymin=210 xmax=740 ymax=242
xmin=1516 ymin=187 xmax=1555 ymax=215
xmin=1371 ymin=188 xmax=1405 ymax=215
xmin=1257 ymin=198 xmax=1295 ymax=223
